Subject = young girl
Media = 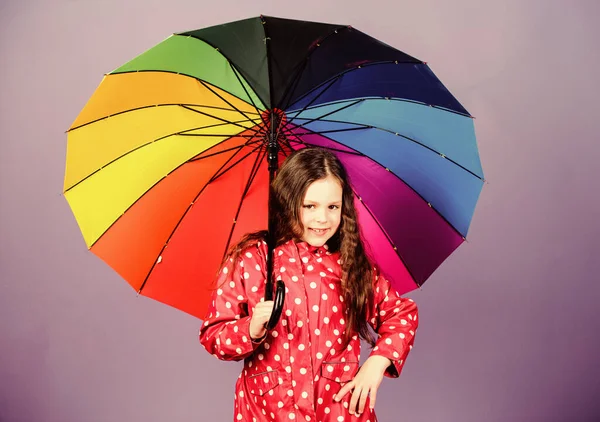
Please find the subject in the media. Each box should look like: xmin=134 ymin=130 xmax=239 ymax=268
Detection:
xmin=200 ymin=147 xmax=418 ymax=422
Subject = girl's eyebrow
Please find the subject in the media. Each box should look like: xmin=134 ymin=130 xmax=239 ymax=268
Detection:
xmin=303 ymin=200 xmax=342 ymax=205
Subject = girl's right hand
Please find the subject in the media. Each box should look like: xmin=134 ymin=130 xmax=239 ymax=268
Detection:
xmin=249 ymin=300 xmax=275 ymax=340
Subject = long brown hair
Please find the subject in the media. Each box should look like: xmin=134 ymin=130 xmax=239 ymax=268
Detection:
xmin=224 ymin=147 xmax=377 ymax=346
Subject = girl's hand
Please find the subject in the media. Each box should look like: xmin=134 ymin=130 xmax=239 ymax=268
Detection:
xmin=333 ymin=355 xmax=391 ymax=415
xmin=249 ymin=300 xmax=274 ymax=340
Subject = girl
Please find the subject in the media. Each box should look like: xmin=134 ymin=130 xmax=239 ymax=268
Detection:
xmin=200 ymin=147 xmax=418 ymax=422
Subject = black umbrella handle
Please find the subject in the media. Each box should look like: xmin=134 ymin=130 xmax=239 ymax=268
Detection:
xmin=265 ymin=280 xmax=285 ymax=330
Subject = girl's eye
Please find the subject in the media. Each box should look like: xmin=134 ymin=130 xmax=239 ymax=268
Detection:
xmin=303 ymin=204 xmax=315 ymax=209
xmin=329 ymin=205 xmax=340 ymax=210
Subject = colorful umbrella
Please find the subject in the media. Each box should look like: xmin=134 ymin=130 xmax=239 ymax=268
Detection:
xmin=64 ymin=16 xmax=484 ymax=321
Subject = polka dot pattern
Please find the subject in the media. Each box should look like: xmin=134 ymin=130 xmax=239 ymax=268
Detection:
xmin=199 ymin=239 xmax=418 ymax=422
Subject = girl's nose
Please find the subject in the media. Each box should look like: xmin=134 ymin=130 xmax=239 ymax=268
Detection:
xmin=316 ymin=210 xmax=327 ymax=223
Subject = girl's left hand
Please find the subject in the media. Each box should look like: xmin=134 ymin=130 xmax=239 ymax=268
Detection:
xmin=333 ymin=355 xmax=391 ymax=416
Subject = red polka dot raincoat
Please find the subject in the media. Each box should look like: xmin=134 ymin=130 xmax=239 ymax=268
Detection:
xmin=200 ymin=239 xmax=418 ymax=422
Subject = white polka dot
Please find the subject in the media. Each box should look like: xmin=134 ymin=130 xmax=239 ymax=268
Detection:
xmin=283 ymin=342 xmax=289 ymax=349
xmin=217 ymin=289 xmax=223 ymax=295
xmin=278 ymin=401 xmax=284 ymax=408
xmin=320 ymin=272 xmax=326 ymax=277
xmin=326 ymin=340 xmax=332 ymax=347
xmin=230 ymin=281 xmax=235 ymax=288
xmin=322 ymin=293 xmax=328 ymax=300
xmin=275 ymin=354 xmax=281 ymax=361
xmin=251 ymin=286 xmax=258 ymax=292
xmin=244 ymin=272 xmax=250 ymax=279
xmin=225 ymin=302 xmax=231 ymax=308
xmin=289 ymin=412 xmax=295 ymax=419
xmin=286 ymin=309 xmax=292 ymax=316
xmin=223 ymin=267 xmax=229 ymax=274
xmin=297 ymin=320 xmax=304 ymax=328
xmin=287 ymin=389 xmax=294 ymax=397
xmin=298 ymin=344 xmax=305 ymax=351
xmin=246 ymin=252 xmax=253 ymax=258
xmin=323 ymin=317 xmax=330 ymax=324
xmin=302 ymin=257 xmax=309 ymax=263
xmin=295 ymin=298 xmax=302 ymax=305
xmin=237 ymin=414 xmax=242 ymax=420
xmin=288 ymin=333 xmax=294 ymax=340
xmin=312 ymin=305 xmax=319 ymax=312
xmin=332 ymin=306 xmax=338 ymax=312
xmin=314 ymin=328 xmax=321 ymax=335
xmin=302 ymin=391 xmax=308 ymax=399
xmin=307 ymin=265 xmax=314 ymax=271
xmin=300 ymin=367 xmax=307 ymax=375
xmin=324 ymin=406 xmax=330 ymax=413
xmin=318 ymin=397 xmax=323 ymax=404
xmin=292 ymin=276 xmax=299 ymax=282
xmin=289 ymin=258 xmax=296 ymax=262
xmin=255 ymin=264 xmax=261 ymax=271
xmin=280 ymin=267 xmax=286 ymax=273
xmin=338 ymin=416 xmax=344 ymax=421
xmin=316 ymin=352 xmax=323 ymax=359
xmin=310 ymin=282 xmax=317 ymax=289
xmin=401 ymin=319 xmax=407 ymax=325
xmin=399 ymin=333 xmax=406 ymax=339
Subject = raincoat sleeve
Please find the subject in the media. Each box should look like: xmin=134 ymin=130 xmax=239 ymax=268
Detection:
xmin=367 ymin=268 xmax=419 ymax=378
xmin=199 ymin=243 xmax=267 ymax=362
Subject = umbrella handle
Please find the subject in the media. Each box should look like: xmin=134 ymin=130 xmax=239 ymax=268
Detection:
xmin=266 ymin=280 xmax=285 ymax=330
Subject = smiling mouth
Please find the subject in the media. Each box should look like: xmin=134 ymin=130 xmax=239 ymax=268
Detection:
xmin=309 ymin=228 xmax=329 ymax=235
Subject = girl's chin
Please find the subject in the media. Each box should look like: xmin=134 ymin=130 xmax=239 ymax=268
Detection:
xmin=302 ymin=232 xmax=330 ymax=247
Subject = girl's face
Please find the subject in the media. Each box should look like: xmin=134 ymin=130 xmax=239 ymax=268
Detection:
xmin=299 ymin=175 xmax=343 ymax=247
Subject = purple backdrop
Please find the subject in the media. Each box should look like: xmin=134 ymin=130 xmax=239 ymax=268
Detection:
xmin=1 ymin=0 xmax=599 ymax=421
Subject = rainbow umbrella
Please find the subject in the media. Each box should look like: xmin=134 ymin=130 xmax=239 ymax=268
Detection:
xmin=64 ymin=16 xmax=484 ymax=320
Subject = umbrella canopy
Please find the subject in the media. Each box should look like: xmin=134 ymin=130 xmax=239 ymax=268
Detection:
xmin=64 ymin=16 xmax=484 ymax=319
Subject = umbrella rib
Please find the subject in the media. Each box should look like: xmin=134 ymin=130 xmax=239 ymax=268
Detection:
xmin=188 ymin=139 xmax=263 ymax=162
xmin=221 ymin=145 xmax=268 ymax=262
xmin=283 ymin=77 xmax=341 ymax=129
xmin=288 ymin=99 xmax=365 ymax=129
xmin=281 ymin=129 xmax=364 ymax=156
xmin=68 ymin=103 xmax=260 ymax=132
xmin=350 ymin=185 xmax=422 ymax=287
xmin=290 ymin=96 xmax=472 ymax=119
xmin=282 ymin=123 xmax=468 ymax=239
xmin=180 ymin=105 xmax=262 ymax=134
xmin=291 ymin=114 xmax=483 ymax=181
xmin=228 ymin=61 xmax=265 ymax=117
xmin=175 ymin=33 xmax=269 ymax=109
xmin=276 ymin=24 xmax=349 ymax=111
xmin=198 ymin=79 xmax=261 ymax=127
xmin=136 ymin=139 xmax=263 ymax=294
xmin=285 ymin=60 xmax=460 ymax=116
xmin=87 ymin=134 xmax=256 ymax=251
xmin=288 ymin=125 xmax=369 ymax=136
xmin=208 ymin=140 xmax=266 ymax=183
xmin=109 ymin=68 xmax=266 ymax=116
xmin=64 ymin=114 xmax=263 ymax=193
